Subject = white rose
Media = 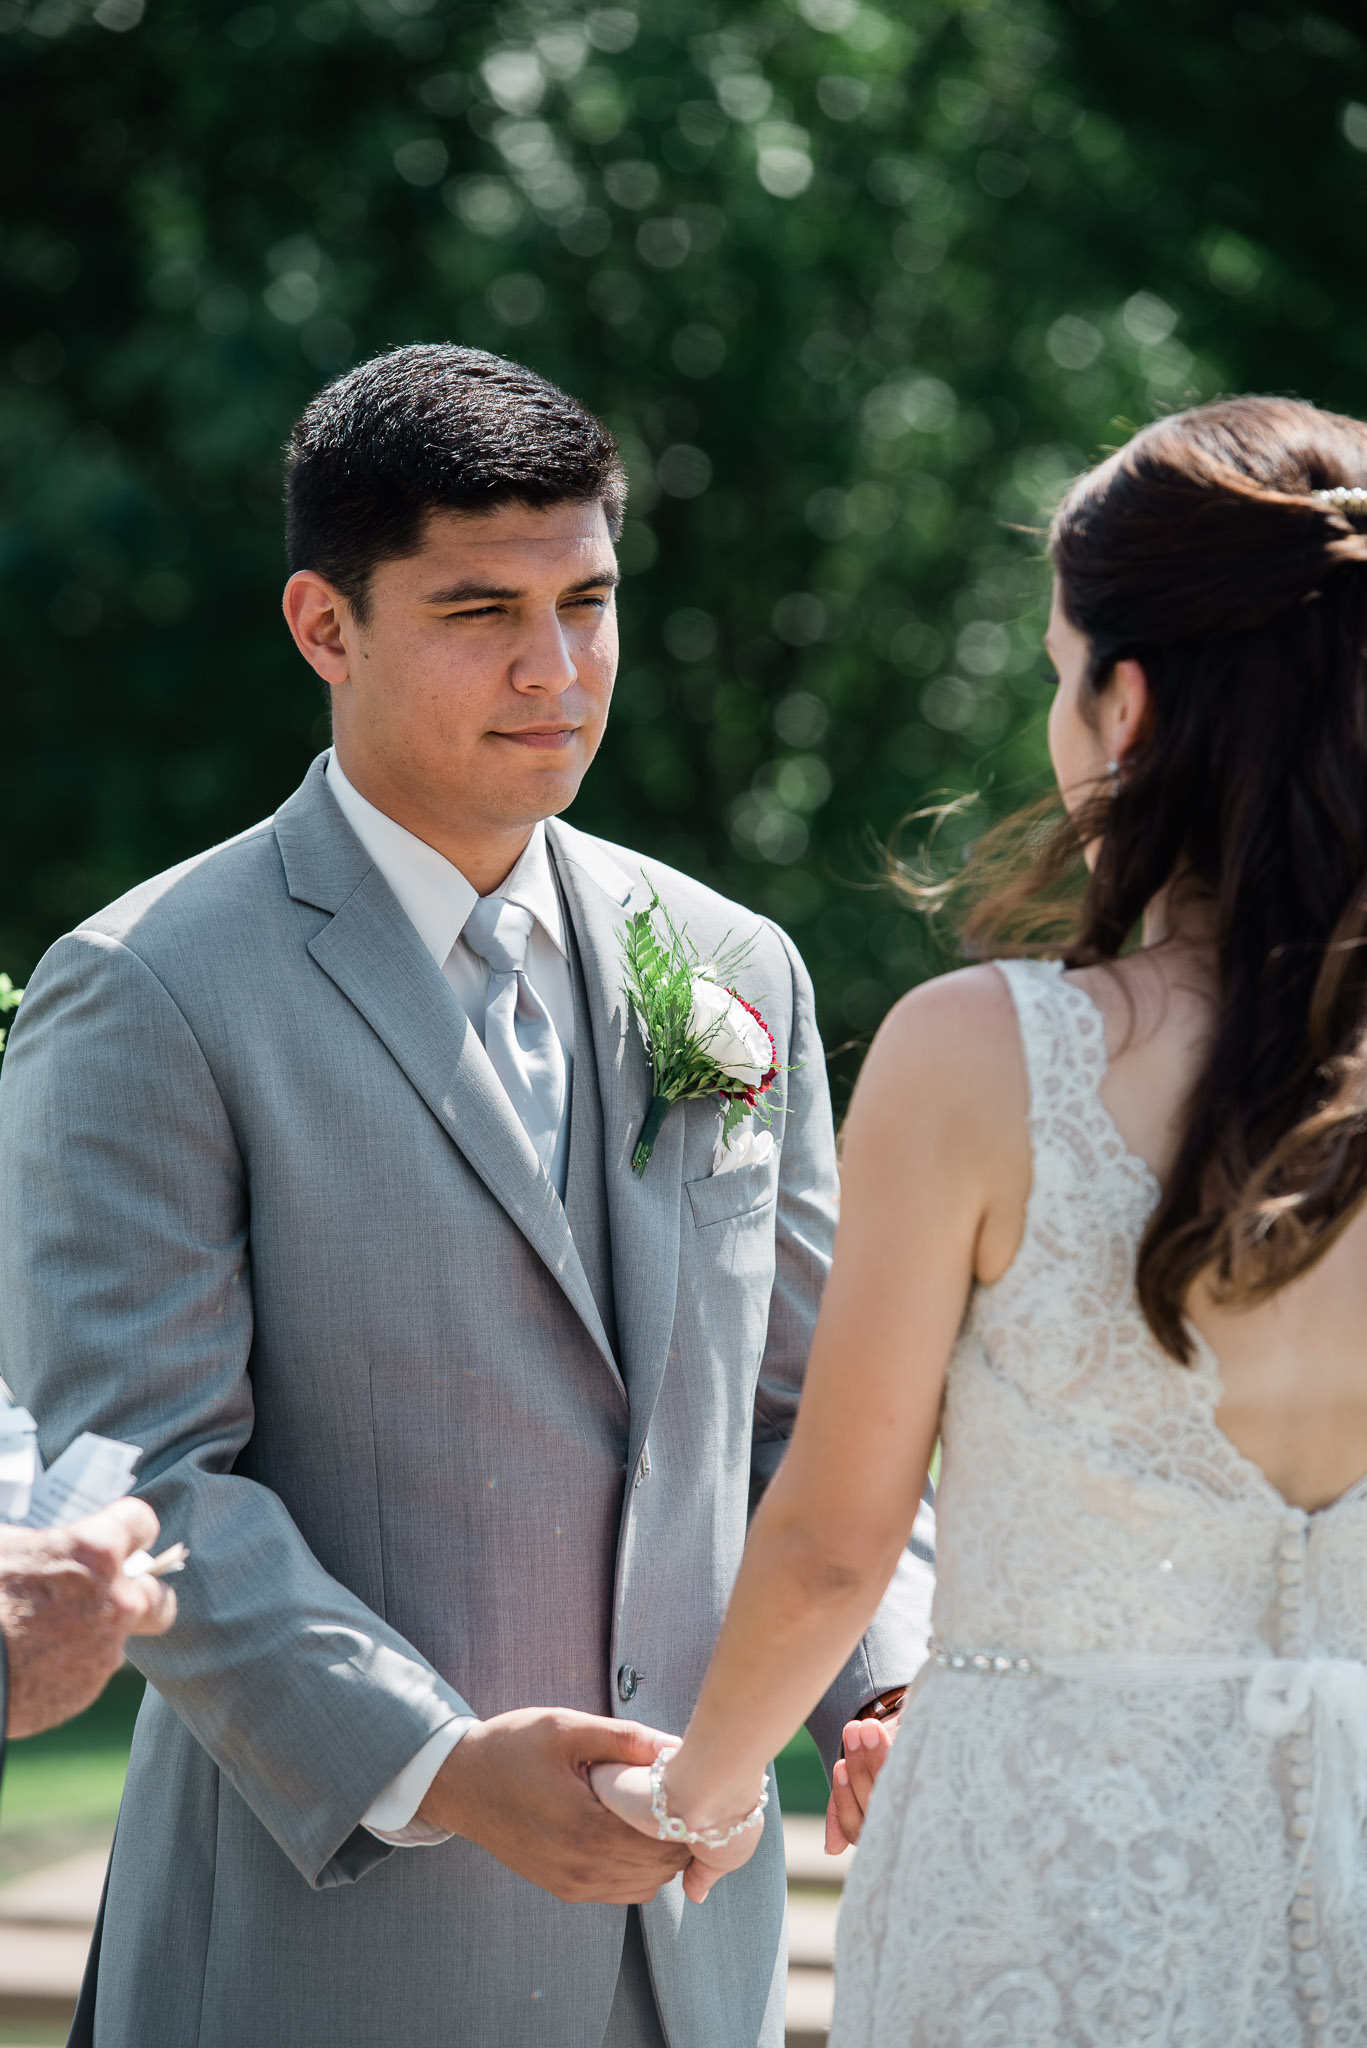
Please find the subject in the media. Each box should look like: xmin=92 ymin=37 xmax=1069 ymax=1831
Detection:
xmin=688 ymin=977 xmax=772 ymax=1088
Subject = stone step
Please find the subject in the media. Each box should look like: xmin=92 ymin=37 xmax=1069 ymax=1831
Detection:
xmin=0 ymin=1921 xmax=90 ymax=2025
xmin=0 ymin=1848 xmax=106 ymax=2028
xmin=785 ymin=1965 xmax=835 ymax=2048
xmin=0 ymin=1848 xmax=109 ymax=1927
xmin=783 ymin=1816 xmax=842 ymax=2044
xmin=787 ymin=1891 xmax=838 ymax=1970
xmin=782 ymin=1812 xmax=854 ymax=1888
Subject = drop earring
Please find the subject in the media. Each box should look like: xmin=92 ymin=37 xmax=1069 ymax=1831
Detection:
xmin=1106 ymin=758 xmax=1119 ymax=785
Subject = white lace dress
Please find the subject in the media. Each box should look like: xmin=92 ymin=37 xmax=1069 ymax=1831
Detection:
xmin=831 ymin=958 xmax=1367 ymax=2048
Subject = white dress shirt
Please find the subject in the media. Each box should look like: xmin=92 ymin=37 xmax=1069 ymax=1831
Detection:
xmin=325 ymin=752 xmax=575 ymax=1194
xmin=325 ymin=749 xmax=577 ymax=1843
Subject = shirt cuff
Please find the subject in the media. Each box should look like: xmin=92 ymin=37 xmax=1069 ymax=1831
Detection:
xmin=362 ymin=1718 xmax=477 ymax=1846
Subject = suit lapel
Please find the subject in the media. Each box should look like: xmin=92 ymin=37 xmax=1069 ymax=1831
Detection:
xmin=275 ymin=760 xmax=621 ymax=1391
xmin=549 ymin=820 xmax=683 ymax=1455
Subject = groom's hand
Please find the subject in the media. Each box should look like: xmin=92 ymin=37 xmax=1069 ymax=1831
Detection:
xmin=418 ymin=1707 xmax=691 ymax=1904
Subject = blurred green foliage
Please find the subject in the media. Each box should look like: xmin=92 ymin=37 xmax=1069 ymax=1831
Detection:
xmin=0 ymin=1670 xmax=141 ymax=1842
xmin=0 ymin=975 xmax=20 ymax=1061
xmin=776 ymin=1722 xmax=830 ymax=1814
xmin=2 ymin=0 xmax=1367 ymax=1081
xmin=0 ymin=1670 xmax=142 ymax=1896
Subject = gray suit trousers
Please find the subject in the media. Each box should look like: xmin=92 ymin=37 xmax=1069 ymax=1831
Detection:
xmin=602 ymin=1911 xmax=669 ymax=2048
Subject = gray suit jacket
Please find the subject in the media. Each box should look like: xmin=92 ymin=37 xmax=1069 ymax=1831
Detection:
xmin=0 ymin=759 xmax=930 ymax=2048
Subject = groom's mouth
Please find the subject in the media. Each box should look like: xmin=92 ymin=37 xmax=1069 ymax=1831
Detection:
xmin=493 ymin=724 xmax=579 ymax=753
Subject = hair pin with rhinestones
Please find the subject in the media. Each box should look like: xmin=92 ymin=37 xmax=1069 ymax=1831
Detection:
xmin=1311 ymin=486 xmax=1367 ymax=511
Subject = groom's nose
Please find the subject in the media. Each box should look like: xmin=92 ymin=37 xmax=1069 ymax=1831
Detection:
xmin=508 ymin=608 xmax=578 ymax=694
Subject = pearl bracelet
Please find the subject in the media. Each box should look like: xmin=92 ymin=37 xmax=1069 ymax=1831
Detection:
xmin=648 ymin=1744 xmax=769 ymax=1851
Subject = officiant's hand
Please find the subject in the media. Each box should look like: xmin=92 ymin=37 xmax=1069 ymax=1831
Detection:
xmin=417 ymin=1707 xmax=691 ymax=1903
xmin=0 ymin=1498 xmax=178 ymax=1739
xmin=825 ymin=1712 xmax=899 ymax=1852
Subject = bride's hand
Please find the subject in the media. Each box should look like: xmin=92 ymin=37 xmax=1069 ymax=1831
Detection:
xmin=589 ymin=1760 xmax=765 ymax=1904
xmin=826 ymin=1712 xmax=898 ymax=1852
xmin=588 ymin=1761 xmax=658 ymax=1839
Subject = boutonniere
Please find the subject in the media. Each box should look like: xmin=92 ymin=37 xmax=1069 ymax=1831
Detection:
xmin=621 ymin=892 xmax=781 ymax=1176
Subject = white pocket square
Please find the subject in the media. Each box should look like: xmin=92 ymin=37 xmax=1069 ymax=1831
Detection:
xmin=711 ymin=1125 xmax=775 ymax=1176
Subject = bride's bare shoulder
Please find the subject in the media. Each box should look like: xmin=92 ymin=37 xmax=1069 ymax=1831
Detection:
xmin=853 ymin=963 xmax=1026 ymax=1134
xmin=868 ymin=962 xmax=1019 ymax=1059
xmin=842 ymin=967 xmax=1031 ymax=1263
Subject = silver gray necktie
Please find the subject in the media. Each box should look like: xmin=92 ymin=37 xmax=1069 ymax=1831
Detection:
xmin=461 ymin=895 xmax=567 ymax=1181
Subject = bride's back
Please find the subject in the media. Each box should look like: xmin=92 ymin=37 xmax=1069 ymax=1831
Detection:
xmin=961 ymin=395 xmax=1367 ymax=1520
xmin=1076 ymin=949 xmax=1367 ymax=1514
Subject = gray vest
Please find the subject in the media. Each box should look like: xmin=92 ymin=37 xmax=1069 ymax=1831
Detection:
xmin=559 ymin=874 xmax=620 ymax=1367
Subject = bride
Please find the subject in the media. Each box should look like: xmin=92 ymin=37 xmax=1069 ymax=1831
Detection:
xmin=595 ymin=395 xmax=1367 ymax=2044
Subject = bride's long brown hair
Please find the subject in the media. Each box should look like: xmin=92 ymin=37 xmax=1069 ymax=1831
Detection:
xmin=966 ymin=396 xmax=1367 ymax=1360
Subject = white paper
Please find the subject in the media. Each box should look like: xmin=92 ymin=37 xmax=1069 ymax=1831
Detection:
xmin=22 ymin=1432 xmax=141 ymax=1529
xmin=0 ymin=1407 xmax=39 ymax=1523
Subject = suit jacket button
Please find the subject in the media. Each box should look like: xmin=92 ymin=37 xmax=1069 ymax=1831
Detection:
xmin=616 ymin=1663 xmax=639 ymax=1702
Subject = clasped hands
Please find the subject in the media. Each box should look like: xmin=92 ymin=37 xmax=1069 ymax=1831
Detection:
xmin=418 ymin=1704 xmax=897 ymax=1908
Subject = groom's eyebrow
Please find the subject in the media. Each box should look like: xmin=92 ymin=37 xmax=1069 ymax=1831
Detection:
xmin=563 ymin=567 xmax=621 ymax=593
xmin=421 ymin=567 xmax=621 ymax=605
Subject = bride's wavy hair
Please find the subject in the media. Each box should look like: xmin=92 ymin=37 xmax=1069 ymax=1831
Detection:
xmin=965 ymin=396 xmax=1367 ymax=1360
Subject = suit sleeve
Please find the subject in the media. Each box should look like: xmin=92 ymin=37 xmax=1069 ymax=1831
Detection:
xmin=750 ymin=925 xmax=934 ymax=1772
xmin=0 ymin=931 xmax=470 ymax=1887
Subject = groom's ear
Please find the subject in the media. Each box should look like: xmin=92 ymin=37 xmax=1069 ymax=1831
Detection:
xmin=283 ymin=570 xmax=354 ymax=688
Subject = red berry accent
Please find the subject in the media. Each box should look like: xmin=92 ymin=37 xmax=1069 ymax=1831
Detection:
xmin=719 ymin=992 xmax=779 ymax=1103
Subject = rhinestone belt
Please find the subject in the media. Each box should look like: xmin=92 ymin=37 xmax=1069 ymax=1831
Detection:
xmin=927 ymin=1635 xmax=1036 ymax=1676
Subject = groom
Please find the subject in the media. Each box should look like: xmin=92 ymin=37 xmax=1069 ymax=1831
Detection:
xmin=0 ymin=345 xmax=928 ymax=2047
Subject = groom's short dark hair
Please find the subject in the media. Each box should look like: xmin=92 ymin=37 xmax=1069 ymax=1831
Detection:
xmin=285 ymin=343 xmax=627 ymax=619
